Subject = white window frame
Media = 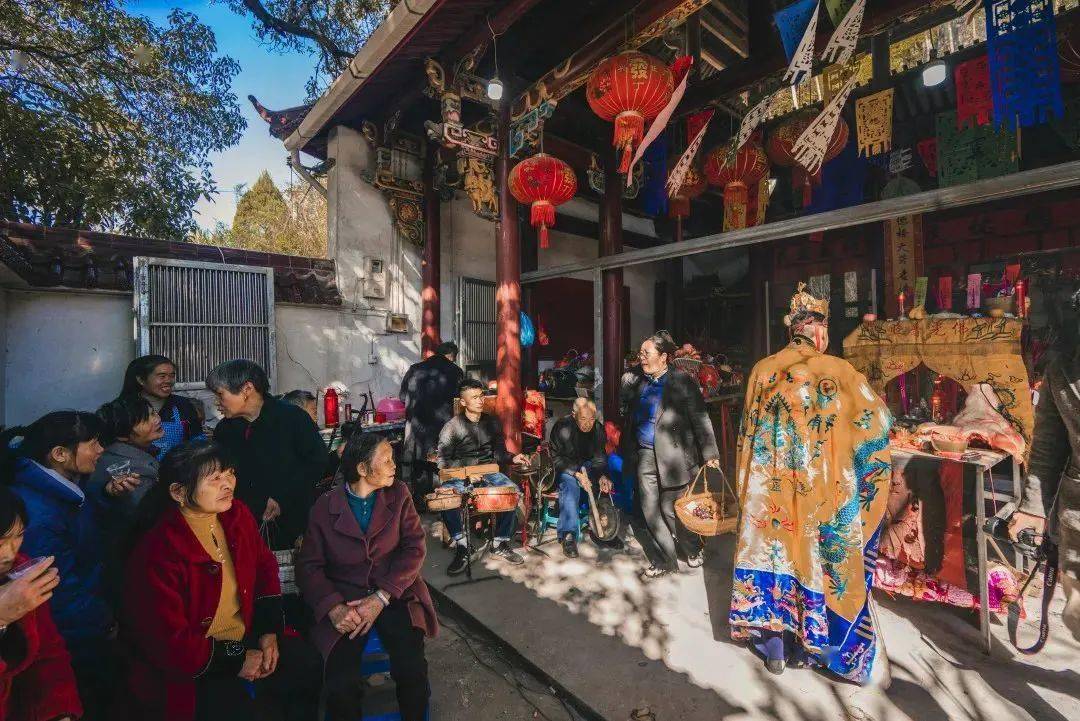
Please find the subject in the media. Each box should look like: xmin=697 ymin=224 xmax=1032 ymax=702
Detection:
xmin=133 ymin=257 xmax=277 ymax=390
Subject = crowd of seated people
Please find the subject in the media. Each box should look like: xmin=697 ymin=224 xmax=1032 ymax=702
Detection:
xmin=0 ymin=333 xmax=710 ymax=720
xmin=0 ymin=354 xmax=438 ymax=721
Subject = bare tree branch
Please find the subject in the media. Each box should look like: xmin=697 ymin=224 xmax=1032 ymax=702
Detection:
xmin=238 ymin=0 xmax=354 ymax=60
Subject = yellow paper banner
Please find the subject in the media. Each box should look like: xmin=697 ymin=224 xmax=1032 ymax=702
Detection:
xmin=855 ymin=88 xmax=894 ymax=157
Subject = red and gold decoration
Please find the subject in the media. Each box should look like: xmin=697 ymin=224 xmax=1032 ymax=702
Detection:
xmin=767 ymin=111 xmax=849 ymax=206
xmin=586 ymin=51 xmax=674 ymax=174
xmin=667 ymin=165 xmax=707 ymax=219
xmin=704 ymin=141 xmax=770 ymax=231
xmin=508 ymin=153 xmax=577 ymax=249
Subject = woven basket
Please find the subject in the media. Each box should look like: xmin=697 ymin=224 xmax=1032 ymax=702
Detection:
xmin=674 ymin=465 xmax=738 ymax=536
xmin=425 ymin=487 xmax=462 ymax=512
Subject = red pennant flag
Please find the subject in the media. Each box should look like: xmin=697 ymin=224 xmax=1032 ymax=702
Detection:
xmin=916 ymin=138 xmax=938 ymax=177
xmin=955 ymin=55 xmax=992 ymax=129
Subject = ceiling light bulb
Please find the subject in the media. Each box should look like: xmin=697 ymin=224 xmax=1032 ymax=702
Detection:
xmin=922 ymin=60 xmax=947 ymax=88
xmin=487 ymin=77 xmax=504 ymax=101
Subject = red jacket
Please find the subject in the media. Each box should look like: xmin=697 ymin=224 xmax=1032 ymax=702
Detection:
xmin=0 ymin=555 xmax=82 ymax=721
xmin=297 ymin=480 xmax=437 ymax=661
xmin=119 ymin=501 xmax=282 ymax=721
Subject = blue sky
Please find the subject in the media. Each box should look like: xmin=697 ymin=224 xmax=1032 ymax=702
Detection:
xmin=129 ymin=1 xmax=318 ymax=229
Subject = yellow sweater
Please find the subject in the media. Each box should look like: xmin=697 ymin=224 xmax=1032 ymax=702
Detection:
xmin=181 ymin=510 xmax=246 ymax=642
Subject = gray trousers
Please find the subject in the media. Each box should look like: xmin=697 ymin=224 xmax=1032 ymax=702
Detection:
xmin=637 ymin=447 xmax=701 ymax=570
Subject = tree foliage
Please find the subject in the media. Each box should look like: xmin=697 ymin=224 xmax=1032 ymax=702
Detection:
xmin=0 ymin=0 xmax=245 ymax=239
xmin=197 ymin=170 xmax=326 ymax=257
xmin=218 ymin=0 xmax=394 ymax=98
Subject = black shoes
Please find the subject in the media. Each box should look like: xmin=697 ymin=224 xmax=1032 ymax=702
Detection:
xmin=493 ymin=541 xmax=524 ymax=565
xmin=447 ymin=545 xmax=470 ymax=576
xmin=562 ymin=534 xmax=579 ymax=558
xmin=686 ymin=550 xmax=704 ymax=568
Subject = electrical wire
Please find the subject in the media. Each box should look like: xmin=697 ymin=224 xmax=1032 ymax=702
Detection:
xmin=438 ymin=615 xmax=583 ymax=721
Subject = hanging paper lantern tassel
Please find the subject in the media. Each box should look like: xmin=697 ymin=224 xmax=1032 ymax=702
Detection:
xmin=615 ymin=112 xmax=645 ymax=174
xmin=723 ymin=182 xmax=750 ymax=231
xmin=531 ymin=200 xmax=556 ymax=248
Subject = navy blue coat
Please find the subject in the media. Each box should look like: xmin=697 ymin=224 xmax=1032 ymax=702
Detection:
xmin=9 ymin=458 xmax=113 ymax=659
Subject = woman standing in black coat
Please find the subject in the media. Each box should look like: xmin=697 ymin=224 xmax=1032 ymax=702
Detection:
xmin=621 ymin=331 xmax=721 ymax=579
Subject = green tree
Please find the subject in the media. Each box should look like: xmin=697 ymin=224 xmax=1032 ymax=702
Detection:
xmin=224 ymin=170 xmax=326 ymax=257
xmin=219 ymin=0 xmax=393 ymax=98
xmin=231 ymin=171 xmax=289 ymax=251
xmin=0 ymin=0 xmax=245 ymax=239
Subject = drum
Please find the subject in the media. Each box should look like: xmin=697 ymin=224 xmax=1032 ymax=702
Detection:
xmin=424 ymin=487 xmax=463 ymax=512
xmin=470 ymin=485 xmax=520 ymax=513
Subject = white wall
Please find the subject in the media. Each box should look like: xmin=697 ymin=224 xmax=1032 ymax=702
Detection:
xmin=2 ymin=290 xmax=133 ymax=425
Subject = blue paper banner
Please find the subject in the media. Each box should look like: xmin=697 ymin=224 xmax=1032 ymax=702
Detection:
xmin=641 ymin=132 xmax=668 ymax=217
xmin=985 ymin=0 xmax=1064 ymax=130
xmin=775 ymin=0 xmax=819 ymax=63
xmin=805 ymin=140 xmax=867 ymax=214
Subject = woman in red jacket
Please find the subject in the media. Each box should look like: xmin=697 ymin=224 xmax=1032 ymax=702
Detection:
xmin=120 ymin=440 xmax=320 ymax=721
xmin=0 ymin=485 xmax=82 ymax=721
xmin=296 ymin=433 xmax=437 ymax=721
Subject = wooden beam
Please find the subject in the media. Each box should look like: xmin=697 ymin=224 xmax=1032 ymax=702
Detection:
xmin=681 ymin=0 xmax=931 ymax=111
xmin=512 ymin=0 xmax=712 ymax=117
xmin=700 ymin=7 xmax=748 ymax=58
xmin=444 ymin=0 xmax=544 ymax=69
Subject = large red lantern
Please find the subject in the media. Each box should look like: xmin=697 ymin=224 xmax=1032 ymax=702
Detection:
xmin=704 ymin=141 xmax=770 ymax=231
xmin=668 ymin=165 xmax=707 ymax=220
xmin=587 ymin=51 xmax=674 ymax=175
xmin=766 ymin=111 xmax=849 ymax=207
xmin=509 ymin=153 xmax=577 ymax=249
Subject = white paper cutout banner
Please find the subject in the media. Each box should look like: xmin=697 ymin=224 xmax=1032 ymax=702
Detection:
xmin=784 ymin=1 xmax=821 ymax=85
xmin=733 ymin=93 xmax=772 ymax=152
xmin=667 ymin=110 xmax=713 ymax=198
xmin=821 ymin=0 xmax=865 ymax=65
xmin=792 ymin=69 xmax=858 ymax=174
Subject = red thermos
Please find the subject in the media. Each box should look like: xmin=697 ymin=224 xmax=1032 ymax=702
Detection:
xmin=323 ymin=387 xmax=339 ymax=427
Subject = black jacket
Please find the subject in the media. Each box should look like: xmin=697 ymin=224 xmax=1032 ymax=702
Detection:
xmin=548 ymin=415 xmax=607 ymax=481
xmin=436 ymin=413 xmax=511 ymax=469
xmin=399 ymin=355 xmax=465 ymax=463
xmin=620 ymin=367 xmax=720 ymax=489
xmin=213 ymin=398 xmax=326 ymax=545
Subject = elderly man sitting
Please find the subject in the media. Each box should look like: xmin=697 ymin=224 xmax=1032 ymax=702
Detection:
xmin=549 ymin=399 xmax=615 ymax=558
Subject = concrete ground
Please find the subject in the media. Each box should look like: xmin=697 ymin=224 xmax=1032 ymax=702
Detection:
xmin=426 ymin=612 xmax=583 ymax=720
xmin=422 ymin=525 xmax=1080 ymax=721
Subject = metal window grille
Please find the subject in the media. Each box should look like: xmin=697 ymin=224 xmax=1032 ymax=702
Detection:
xmin=457 ymin=277 xmax=496 ymax=378
xmin=134 ymin=257 xmax=277 ymax=390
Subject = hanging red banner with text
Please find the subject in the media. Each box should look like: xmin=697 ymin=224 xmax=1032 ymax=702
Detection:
xmin=955 ymin=54 xmax=993 ymax=129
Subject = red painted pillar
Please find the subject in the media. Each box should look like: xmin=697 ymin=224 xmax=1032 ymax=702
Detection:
xmin=496 ymin=102 xmax=523 ymax=454
xmin=421 ymin=146 xmax=441 ymax=358
xmin=601 ymin=153 xmax=624 ymax=423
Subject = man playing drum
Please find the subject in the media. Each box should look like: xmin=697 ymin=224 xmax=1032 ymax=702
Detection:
xmin=437 ymin=378 xmax=528 ymax=575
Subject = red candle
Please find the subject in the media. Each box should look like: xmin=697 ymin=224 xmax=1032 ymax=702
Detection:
xmin=898 ymin=291 xmax=906 ymax=317
xmin=1015 ymin=279 xmax=1026 ymax=319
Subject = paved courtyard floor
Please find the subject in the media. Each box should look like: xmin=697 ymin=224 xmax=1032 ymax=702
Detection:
xmin=423 ymin=527 xmax=1079 ymax=721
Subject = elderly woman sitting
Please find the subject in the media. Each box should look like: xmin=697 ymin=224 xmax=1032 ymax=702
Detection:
xmin=121 ymin=440 xmax=321 ymax=721
xmin=296 ymin=433 xmax=438 ymax=721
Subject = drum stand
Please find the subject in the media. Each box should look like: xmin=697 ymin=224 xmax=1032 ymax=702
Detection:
xmin=444 ymin=485 xmax=503 ymax=591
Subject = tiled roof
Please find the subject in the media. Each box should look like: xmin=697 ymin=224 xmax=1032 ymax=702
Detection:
xmin=0 ymin=221 xmax=342 ymax=306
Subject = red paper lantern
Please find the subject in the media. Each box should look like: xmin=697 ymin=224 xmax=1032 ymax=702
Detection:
xmin=508 ymin=153 xmax=577 ymax=249
xmin=704 ymin=141 xmax=770 ymax=231
xmin=766 ymin=111 xmax=848 ymax=206
xmin=668 ymin=165 xmax=707 ymax=219
xmin=587 ymin=51 xmax=674 ymax=175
